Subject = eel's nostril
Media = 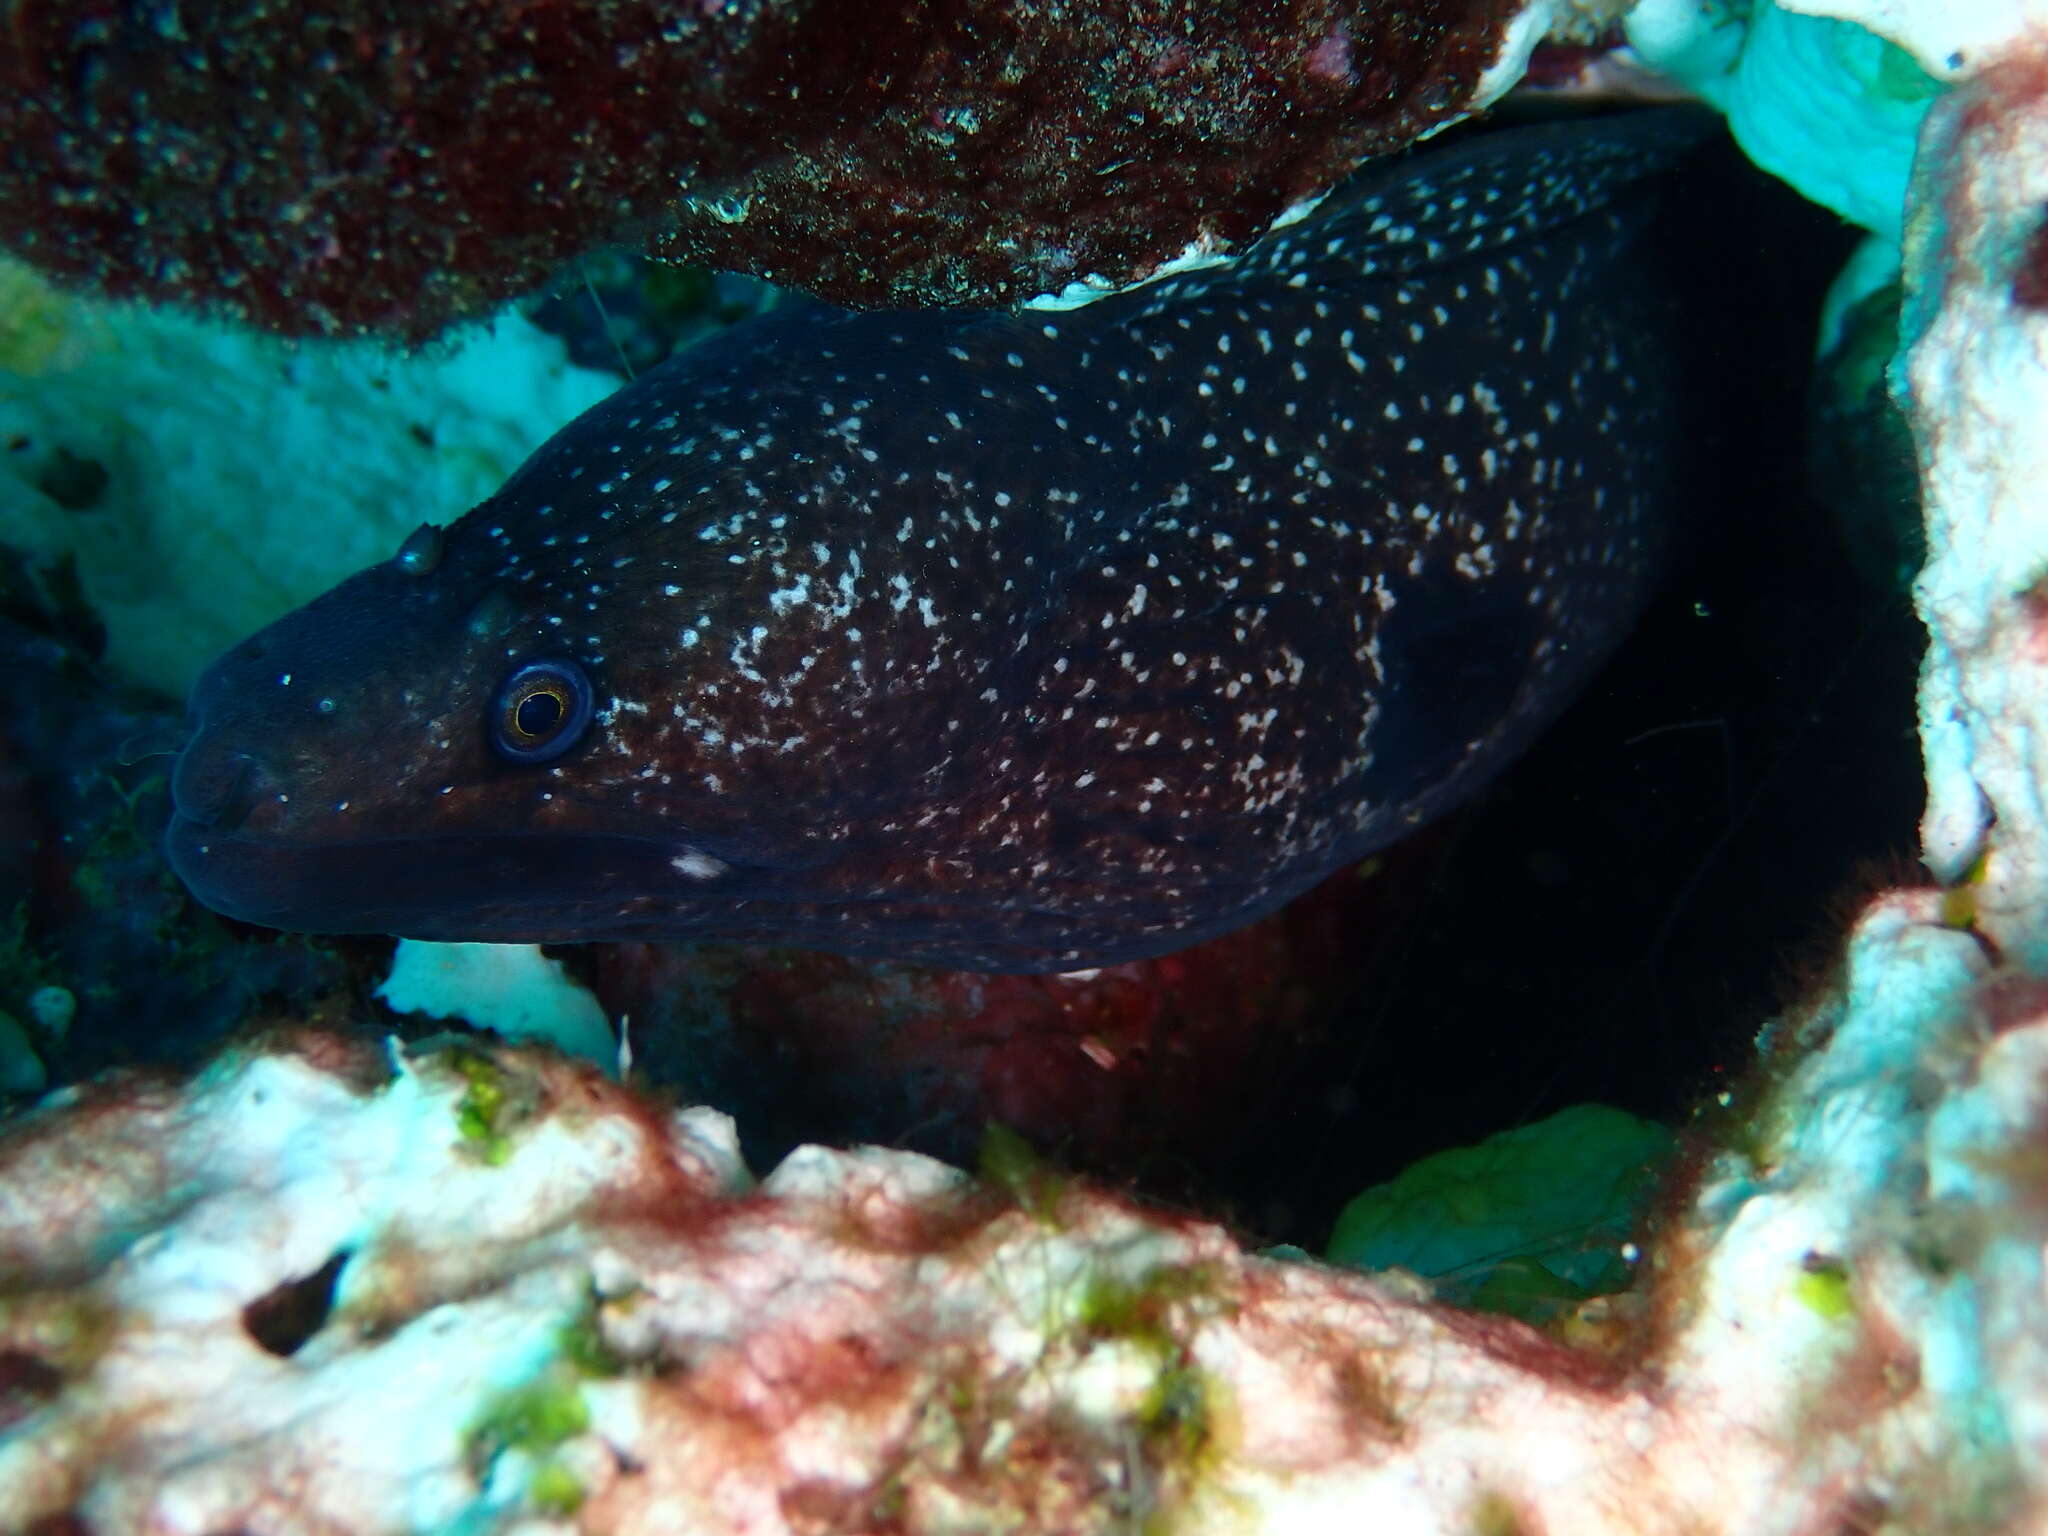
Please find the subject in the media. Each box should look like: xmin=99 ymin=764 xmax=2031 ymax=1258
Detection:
xmin=171 ymin=744 xmax=262 ymax=832
xmin=117 ymin=714 xmax=195 ymax=767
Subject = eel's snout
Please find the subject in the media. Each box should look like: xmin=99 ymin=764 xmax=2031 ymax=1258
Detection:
xmin=163 ymin=713 xmax=290 ymax=928
xmin=162 ymin=658 xmax=299 ymax=926
xmin=169 ymin=734 xmax=264 ymax=834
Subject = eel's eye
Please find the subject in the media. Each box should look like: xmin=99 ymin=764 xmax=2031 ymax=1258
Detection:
xmin=491 ymin=659 xmax=594 ymax=764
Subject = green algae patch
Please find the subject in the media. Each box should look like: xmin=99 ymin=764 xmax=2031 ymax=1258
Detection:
xmin=1073 ymin=1262 xmax=1235 ymax=1526
xmin=1468 ymin=1489 xmax=1534 ymax=1536
xmin=466 ymin=1374 xmax=593 ymax=1515
xmin=469 ymin=1376 xmax=590 ymax=1453
xmin=0 ymin=261 xmax=93 ymax=375
xmin=1138 ymin=1354 xmax=1216 ymax=1465
xmin=462 ymin=1292 xmax=631 ymax=1515
xmin=977 ymin=1121 xmax=1069 ymax=1224
xmin=1083 ymin=1268 xmax=1222 ymax=1447
xmin=1078 ymin=1264 xmax=1222 ymax=1351
xmin=1940 ymin=849 xmax=1991 ymax=932
xmin=1794 ymin=1257 xmax=1856 ymax=1320
xmin=557 ymin=1306 xmax=625 ymax=1378
xmin=527 ymin=1458 xmax=587 ymax=1516
xmin=449 ymin=1049 xmax=517 ymax=1165
xmin=1138 ymin=1366 xmax=1239 ymax=1536
xmin=1328 ymin=1103 xmax=1673 ymax=1321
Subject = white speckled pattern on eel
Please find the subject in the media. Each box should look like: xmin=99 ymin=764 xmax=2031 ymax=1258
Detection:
xmin=164 ymin=110 xmax=1709 ymax=972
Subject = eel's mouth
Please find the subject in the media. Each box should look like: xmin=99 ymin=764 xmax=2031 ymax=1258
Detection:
xmin=160 ymin=815 xmax=1228 ymax=972
xmin=161 ymin=817 xmax=737 ymax=941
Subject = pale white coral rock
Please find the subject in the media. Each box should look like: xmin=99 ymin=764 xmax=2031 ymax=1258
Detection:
xmin=1623 ymin=0 xmax=1939 ymax=238
xmin=1772 ymin=0 xmax=2047 ymax=74
xmin=1 ymin=900 xmax=2044 ymax=1535
xmin=0 ymin=261 xmax=616 ymax=699
xmin=1899 ymin=58 xmax=2048 ymax=969
xmin=378 ymin=941 xmax=618 ymax=1073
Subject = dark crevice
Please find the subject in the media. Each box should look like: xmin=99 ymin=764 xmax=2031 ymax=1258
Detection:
xmin=242 ymin=1249 xmax=350 ymax=1358
xmin=0 ymin=1346 xmax=65 ymax=1430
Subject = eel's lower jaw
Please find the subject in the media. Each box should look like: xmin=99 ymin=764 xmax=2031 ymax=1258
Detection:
xmin=159 ymin=816 xmax=740 ymax=941
xmin=159 ymin=820 xmax=1238 ymax=968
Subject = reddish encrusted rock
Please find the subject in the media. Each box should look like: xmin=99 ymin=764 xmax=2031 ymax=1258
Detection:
xmin=582 ymin=838 xmax=1440 ymax=1181
xmin=4 ymin=893 xmax=2044 ymax=1532
xmin=1 ymin=0 xmax=1547 ymax=341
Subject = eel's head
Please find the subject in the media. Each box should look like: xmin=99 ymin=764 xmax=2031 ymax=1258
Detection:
xmin=163 ymin=518 xmax=802 ymax=942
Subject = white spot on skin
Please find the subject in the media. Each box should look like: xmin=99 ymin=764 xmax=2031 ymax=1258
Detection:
xmin=672 ymin=851 xmax=730 ymax=880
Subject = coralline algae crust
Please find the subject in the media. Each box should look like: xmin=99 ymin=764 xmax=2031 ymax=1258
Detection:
xmin=0 ymin=0 xmax=1574 ymax=340
xmin=0 ymin=891 xmax=2044 ymax=1532
xmin=1901 ymin=55 xmax=2048 ymax=969
xmin=1023 ymin=0 xmax=1569 ymax=314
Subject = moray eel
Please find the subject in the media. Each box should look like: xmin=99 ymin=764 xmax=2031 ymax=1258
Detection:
xmin=167 ymin=110 xmax=1704 ymax=972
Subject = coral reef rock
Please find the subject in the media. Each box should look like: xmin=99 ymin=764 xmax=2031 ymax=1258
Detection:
xmin=1 ymin=0 xmax=1571 ymax=339
xmin=0 ymin=886 xmax=2042 ymax=1532
xmin=1901 ymin=54 xmax=2048 ymax=974
xmin=0 ymin=258 xmax=618 ymax=698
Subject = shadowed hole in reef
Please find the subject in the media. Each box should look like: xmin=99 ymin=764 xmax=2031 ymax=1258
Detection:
xmin=1206 ymin=125 xmax=1922 ymax=1245
xmin=0 ymin=1347 xmax=64 ymax=1429
xmin=242 ymin=1249 xmax=349 ymax=1357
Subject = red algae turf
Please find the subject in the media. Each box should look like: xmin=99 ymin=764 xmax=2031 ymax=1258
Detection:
xmin=584 ymin=843 xmax=1436 ymax=1180
xmin=2 ymin=0 xmax=1531 ymax=339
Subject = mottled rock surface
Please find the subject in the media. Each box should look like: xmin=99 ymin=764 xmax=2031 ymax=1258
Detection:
xmin=0 ymin=0 xmax=1564 ymax=339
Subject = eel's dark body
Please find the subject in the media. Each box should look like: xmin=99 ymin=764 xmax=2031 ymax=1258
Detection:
xmin=167 ymin=111 xmax=1702 ymax=972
